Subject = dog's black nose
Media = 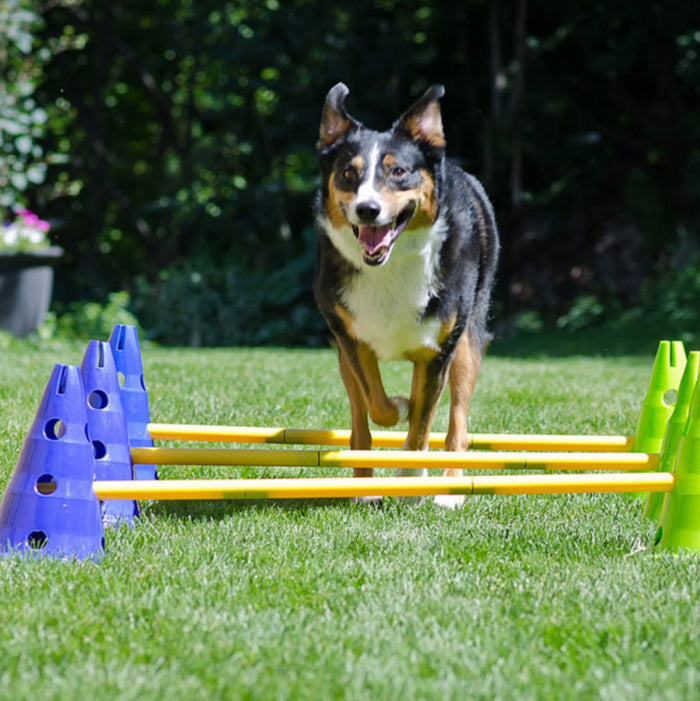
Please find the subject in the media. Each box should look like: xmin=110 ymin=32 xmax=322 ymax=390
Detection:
xmin=355 ymin=201 xmax=382 ymax=223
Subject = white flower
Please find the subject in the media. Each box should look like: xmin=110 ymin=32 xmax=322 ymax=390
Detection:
xmin=0 ymin=210 xmax=51 ymax=251
xmin=2 ymin=224 xmax=19 ymax=247
xmin=27 ymin=228 xmax=44 ymax=244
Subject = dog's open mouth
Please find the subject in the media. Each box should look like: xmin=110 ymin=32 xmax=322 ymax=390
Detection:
xmin=352 ymin=205 xmax=415 ymax=266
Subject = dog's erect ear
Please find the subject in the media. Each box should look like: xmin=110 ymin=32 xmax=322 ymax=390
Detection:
xmin=318 ymin=83 xmax=360 ymax=151
xmin=395 ymin=84 xmax=446 ymax=149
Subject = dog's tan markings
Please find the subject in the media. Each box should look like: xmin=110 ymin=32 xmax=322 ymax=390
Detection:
xmin=355 ymin=343 xmax=403 ymax=427
xmin=332 ymin=303 xmax=357 ymax=337
xmin=399 ymin=100 xmax=446 ymax=149
xmin=377 ymin=187 xmax=409 ymax=217
xmin=376 ymin=169 xmax=437 ymax=232
xmin=440 ymin=315 xmax=458 ymax=341
xmin=318 ymin=83 xmax=355 ymax=149
xmin=405 ymin=347 xmax=438 ymax=364
xmin=350 ymin=155 xmax=364 ymax=174
xmin=402 ymin=316 xmax=460 ymax=448
xmin=404 ymin=362 xmax=449 ymax=452
xmin=408 ymin=169 xmax=438 ymax=229
xmin=331 ymin=304 xmax=403 ymax=429
xmin=325 ymin=177 xmax=354 ymax=229
xmin=404 ymin=317 xmax=456 ymax=365
xmin=445 ymin=332 xmax=481 ymax=459
xmin=382 ymin=154 xmax=397 ymax=168
xmin=338 ymin=347 xmax=373 ymax=476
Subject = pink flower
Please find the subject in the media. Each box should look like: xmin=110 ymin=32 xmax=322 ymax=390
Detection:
xmin=14 ymin=209 xmax=50 ymax=232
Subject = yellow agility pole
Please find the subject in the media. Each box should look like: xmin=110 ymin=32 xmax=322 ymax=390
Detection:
xmin=93 ymin=472 xmax=675 ymax=501
xmin=147 ymin=423 xmax=635 ymax=452
xmin=130 ymin=447 xmax=659 ymax=472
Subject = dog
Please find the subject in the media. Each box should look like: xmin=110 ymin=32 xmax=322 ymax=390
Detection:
xmin=314 ymin=83 xmax=499 ymax=507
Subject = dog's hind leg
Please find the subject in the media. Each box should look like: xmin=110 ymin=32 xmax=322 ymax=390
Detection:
xmin=435 ymin=332 xmax=482 ymax=508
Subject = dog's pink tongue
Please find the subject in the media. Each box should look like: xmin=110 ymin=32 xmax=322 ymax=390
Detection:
xmin=357 ymin=224 xmax=393 ymax=255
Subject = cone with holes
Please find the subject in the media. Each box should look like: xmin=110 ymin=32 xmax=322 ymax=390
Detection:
xmin=81 ymin=340 xmax=140 ymax=526
xmin=644 ymin=351 xmax=700 ymax=525
xmin=108 ymin=324 xmax=157 ymax=480
xmin=0 ymin=364 xmax=104 ymax=559
xmin=633 ymin=340 xmax=687 ymax=456
xmin=657 ymin=367 xmax=700 ymax=552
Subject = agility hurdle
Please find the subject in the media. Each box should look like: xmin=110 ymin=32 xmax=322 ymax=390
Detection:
xmin=146 ymin=424 xmax=636 ymax=452
xmin=131 ymin=446 xmax=659 ymax=471
xmin=1 ymin=327 xmax=697 ymax=561
xmin=91 ymin=473 xmax=679 ymax=501
xmin=93 ymin=472 xmax=675 ymax=501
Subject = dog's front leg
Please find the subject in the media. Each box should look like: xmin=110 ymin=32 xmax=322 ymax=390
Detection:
xmin=334 ymin=336 xmax=409 ymax=473
xmin=325 ymin=305 xmax=409 ymax=436
xmin=336 ymin=339 xmax=408 ymax=505
xmin=404 ymin=359 xmax=451 ymax=453
xmin=396 ymin=358 xmax=452 ymax=503
xmin=337 ymin=345 xmax=372 ymax=477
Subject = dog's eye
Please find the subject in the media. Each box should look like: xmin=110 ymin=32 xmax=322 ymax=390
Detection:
xmin=391 ymin=166 xmax=407 ymax=178
xmin=342 ymin=167 xmax=358 ymax=182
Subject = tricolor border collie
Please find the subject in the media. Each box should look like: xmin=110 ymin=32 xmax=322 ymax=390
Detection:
xmin=314 ymin=83 xmax=499 ymax=506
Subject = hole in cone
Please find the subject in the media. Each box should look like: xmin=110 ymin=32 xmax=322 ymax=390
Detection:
xmin=88 ymin=390 xmax=109 ymax=410
xmin=27 ymin=531 xmax=48 ymax=550
xmin=35 ymin=474 xmax=58 ymax=495
xmin=663 ymin=389 xmax=678 ymax=407
xmin=44 ymin=418 xmax=66 ymax=440
xmin=93 ymin=440 xmax=107 ymax=460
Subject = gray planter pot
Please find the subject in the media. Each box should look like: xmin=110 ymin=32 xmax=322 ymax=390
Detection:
xmin=0 ymin=247 xmax=63 ymax=337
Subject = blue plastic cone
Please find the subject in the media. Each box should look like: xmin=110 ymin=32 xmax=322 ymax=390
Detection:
xmin=0 ymin=365 xmax=104 ymax=559
xmin=108 ymin=324 xmax=157 ymax=480
xmin=81 ymin=340 xmax=140 ymax=526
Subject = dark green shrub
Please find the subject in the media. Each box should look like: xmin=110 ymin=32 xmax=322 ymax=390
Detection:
xmin=132 ymin=249 xmax=328 ymax=347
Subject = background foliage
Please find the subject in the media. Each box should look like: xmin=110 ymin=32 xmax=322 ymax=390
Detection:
xmin=3 ymin=0 xmax=700 ymax=345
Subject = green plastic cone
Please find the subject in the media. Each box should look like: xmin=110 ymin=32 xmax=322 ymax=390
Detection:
xmin=644 ymin=351 xmax=700 ymax=523
xmin=633 ymin=340 xmax=687 ymax=456
xmin=657 ymin=369 xmax=700 ymax=553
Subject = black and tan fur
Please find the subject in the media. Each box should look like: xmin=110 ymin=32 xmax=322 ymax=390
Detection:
xmin=314 ymin=83 xmax=499 ymax=506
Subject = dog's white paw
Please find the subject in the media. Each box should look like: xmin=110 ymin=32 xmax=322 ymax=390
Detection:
xmin=396 ymin=468 xmax=426 ymax=505
xmin=397 ymin=467 xmax=427 ymax=477
xmin=390 ymin=396 xmax=410 ymax=424
xmin=434 ymin=494 xmax=465 ymax=509
xmin=398 ymin=495 xmax=425 ymax=505
xmin=351 ymin=495 xmax=384 ymax=506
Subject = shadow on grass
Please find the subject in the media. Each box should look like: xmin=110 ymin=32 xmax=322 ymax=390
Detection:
xmin=146 ymin=496 xmax=355 ymax=521
xmin=144 ymin=491 xmax=420 ymax=522
xmin=491 ymin=317 xmax=697 ymax=358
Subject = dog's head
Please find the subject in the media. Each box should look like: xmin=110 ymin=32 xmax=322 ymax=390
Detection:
xmin=317 ymin=83 xmax=446 ymax=267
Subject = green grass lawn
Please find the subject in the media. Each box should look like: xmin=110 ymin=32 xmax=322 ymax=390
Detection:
xmin=1 ymin=333 xmax=699 ymax=700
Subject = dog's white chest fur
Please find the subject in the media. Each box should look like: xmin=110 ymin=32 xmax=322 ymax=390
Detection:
xmin=322 ymin=217 xmax=448 ymax=361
